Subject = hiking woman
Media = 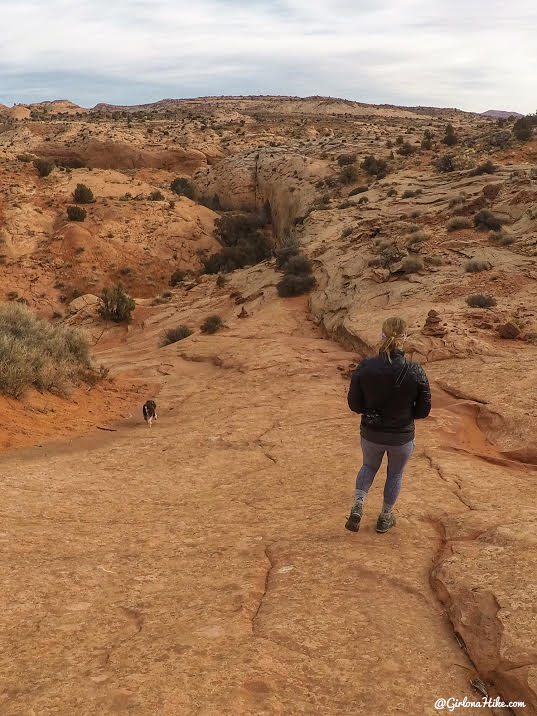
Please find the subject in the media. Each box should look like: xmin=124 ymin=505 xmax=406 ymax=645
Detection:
xmin=346 ymin=317 xmax=431 ymax=533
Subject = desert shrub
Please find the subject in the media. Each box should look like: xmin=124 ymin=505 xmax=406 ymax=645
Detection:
xmin=397 ymin=141 xmax=416 ymax=156
xmin=465 ymin=259 xmax=490 ymax=273
xmin=447 ymin=216 xmax=472 ymax=231
xmin=402 ymin=256 xmax=424 ymax=273
xmin=170 ymin=177 xmax=195 ymax=198
xmin=358 ymin=196 xmax=368 ymax=204
xmin=487 ymin=129 xmax=511 ymax=148
xmin=474 ymin=209 xmax=504 ymax=231
xmin=368 ymin=257 xmax=381 ymax=266
xmin=0 ymin=302 xmax=90 ymax=398
xmin=73 ymin=183 xmax=94 ymax=203
xmin=449 ymin=193 xmax=467 ymax=208
xmin=98 ymin=284 xmax=136 ymax=322
xmin=466 ymin=294 xmax=496 ymax=308
xmin=162 ymin=325 xmax=193 ymax=345
xmin=489 ymin=229 xmax=516 ymax=246
xmin=387 ymin=187 xmax=397 ymax=197
xmin=33 ymin=159 xmax=53 ymax=177
xmin=276 ymin=273 xmax=316 ymax=297
xmin=67 ymin=206 xmax=87 ymax=222
xmin=402 ymin=189 xmax=418 ymax=198
xmin=406 ymin=229 xmax=430 ymax=245
xmin=426 ymin=255 xmax=443 ymax=266
xmin=149 ymin=190 xmax=165 ymax=201
xmin=169 ymin=269 xmax=187 ymax=286
xmin=283 ymin=254 xmax=313 ymax=275
xmin=361 ymin=155 xmax=388 ymax=178
xmin=434 ymin=153 xmax=458 ymax=172
xmin=203 ymin=212 xmax=271 ymax=273
xmin=379 ymin=243 xmax=405 ymax=268
xmin=513 ymin=116 xmax=534 ymax=142
xmin=200 ymin=315 xmax=223 ymax=334
xmin=341 ymin=227 xmax=353 ymax=238
xmin=349 ymin=185 xmax=368 ymax=196
xmin=340 ymin=164 xmax=358 ymax=184
xmin=421 ymin=130 xmax=433 ymax=150
xmin=275 ymin=241 xmax=300 ymax=268
xmin=469 ymin=160 xmax=496 ymax=176
xmin=214 ymin=213 xmax=265 ymax=246
xmin=216 ymin=273 xmax=226 ymax=287
xmin=337 ymin=153 xmax=357 ymax=166
xmin=442 ymin=123 xmax=458 ymax=146
xmin=338 ymin=201 xmax=353 ymax=209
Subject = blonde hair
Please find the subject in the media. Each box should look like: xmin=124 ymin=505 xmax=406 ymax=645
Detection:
xmin=380 ymin=317 xmax=407 ymax=364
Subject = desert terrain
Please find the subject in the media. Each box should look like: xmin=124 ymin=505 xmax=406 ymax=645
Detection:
xmin=1 ymin=96 xmax=536 ymax=714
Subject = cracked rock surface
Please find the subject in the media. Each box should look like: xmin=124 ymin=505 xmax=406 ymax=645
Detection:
xmin=2 ymin=271 xmax=535 ymax=714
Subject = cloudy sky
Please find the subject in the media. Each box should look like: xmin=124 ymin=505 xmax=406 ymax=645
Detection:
xmin=1 ymin=0 xmax=536 ymax=112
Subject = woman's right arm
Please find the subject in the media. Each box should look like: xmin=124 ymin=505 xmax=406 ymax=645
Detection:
xmin=413 ymin=364 xmax=432 ymax=419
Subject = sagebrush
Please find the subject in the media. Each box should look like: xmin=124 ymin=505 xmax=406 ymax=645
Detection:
xmin=0 ymin=302 xmax=90 ymax=398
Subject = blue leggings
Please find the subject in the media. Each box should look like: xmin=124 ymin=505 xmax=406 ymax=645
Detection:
xmin=355 ymin=437 xmax=415 ymax=507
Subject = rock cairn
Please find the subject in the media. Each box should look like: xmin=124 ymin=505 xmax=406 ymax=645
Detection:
xmin=422 ymin=309 xmax=447 ymax=337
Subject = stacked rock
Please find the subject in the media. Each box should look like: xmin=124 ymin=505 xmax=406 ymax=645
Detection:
xmin=422 ymin=309 xmax=447 ymax=337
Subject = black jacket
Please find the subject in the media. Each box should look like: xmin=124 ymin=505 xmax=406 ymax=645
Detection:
xmin=347 ymin=349 xmax=431 ymax=445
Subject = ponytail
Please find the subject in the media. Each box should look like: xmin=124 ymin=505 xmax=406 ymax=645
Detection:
xmin=380 ymin=317 xmax=407 ymax=364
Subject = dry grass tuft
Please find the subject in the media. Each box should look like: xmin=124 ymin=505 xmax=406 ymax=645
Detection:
xmin=0 ymin=302 xmax=91 ymax=398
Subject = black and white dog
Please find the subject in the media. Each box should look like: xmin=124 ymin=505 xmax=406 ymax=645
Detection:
xmin=142 ymin=400 xmax=158 ymax=428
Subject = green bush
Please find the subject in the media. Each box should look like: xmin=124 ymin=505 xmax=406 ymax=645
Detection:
xmin=465 ymin=259 xmax=490 ymax=273
xmin=149 ymin=191 xmax=165 ymax=201
xmin=170 ymin=177 xmax=195 ymax=198
xmin=67 ymin=206 xmax=87 ymax=222
xmin=163 ymin=325 xmax=193 ymax=345
xmin=277 ymin=273 xmax=316 ymax=297
xmin=200 ymin=315 xmax=223 ymax=334
xmin=203 ymin=212 xmax=272 ymax=274
xmin=73 ymin=183 xmax=94 ymax=203
xmin=33 ymin=159 xmax=53 ymax=177
xmin=466 ymin=294 xmax=496 ymax=308
xmin=98 ymin=284 xmax=136 ymax=322
xmin=0 ymin=302 xmax=90 ymax=398
xmin=474 ymin=210 xmax=504 ymax=231
xmin=447 ymin=216 xmax=472 ymax=231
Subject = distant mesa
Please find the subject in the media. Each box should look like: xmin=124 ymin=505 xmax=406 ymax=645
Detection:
xmin=480 ymin=109 xmax=524 ymax=119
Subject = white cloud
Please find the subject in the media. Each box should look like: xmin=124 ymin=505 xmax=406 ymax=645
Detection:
xmin=1 ymin=0 xmax=536 ymax=111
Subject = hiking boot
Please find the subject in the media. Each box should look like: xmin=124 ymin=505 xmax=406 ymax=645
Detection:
xmin=345 ymin=502 xmax=363 ymax=532
xmin=376 ymin=512 xmax=396 ymax=533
